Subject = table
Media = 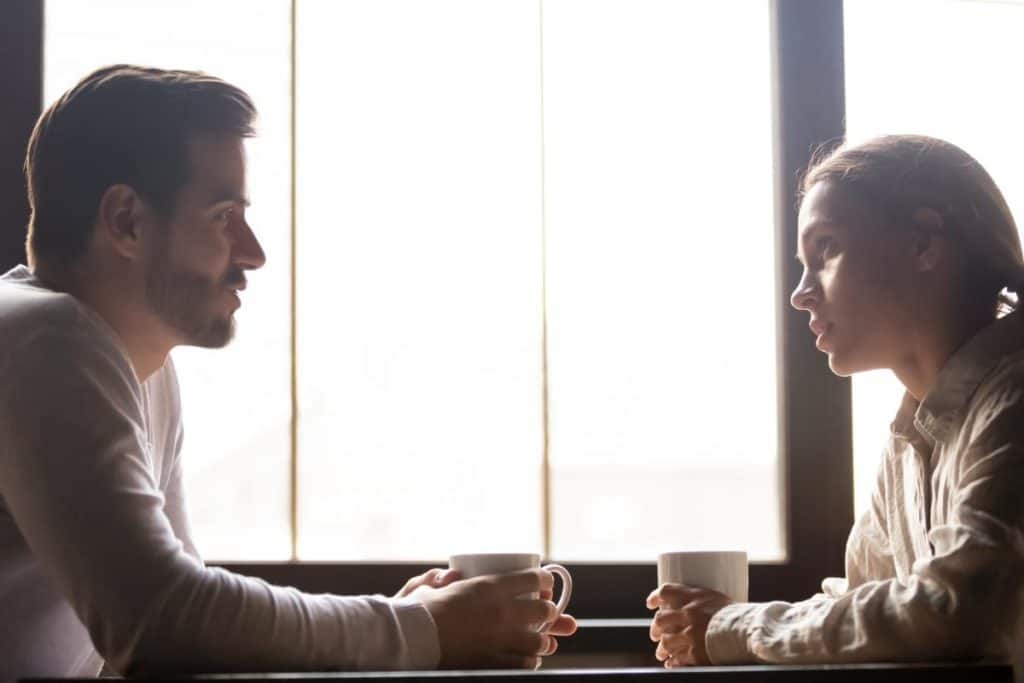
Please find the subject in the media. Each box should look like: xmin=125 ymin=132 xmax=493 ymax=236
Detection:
xmin=21 ymin=662 xmax=1013 ymax=683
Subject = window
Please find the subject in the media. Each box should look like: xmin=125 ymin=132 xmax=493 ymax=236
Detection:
xmin=542 ymin=0 xmax=779 ymax=560
xmin=844 ymin=0 xmax=1024 ymax=518
xmin=45 ymin=0 xmax=293 ymax=558
xmin=22 ymin=2 xmax=855 ymax=613
xmin=44 ymin=0 xmax=783 ymax=563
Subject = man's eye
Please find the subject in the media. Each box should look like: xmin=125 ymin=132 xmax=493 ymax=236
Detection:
xmin=817 ymin=236 xmax=835 ymax=257
xmin=216 ymin=207 xmax=234 ymax=222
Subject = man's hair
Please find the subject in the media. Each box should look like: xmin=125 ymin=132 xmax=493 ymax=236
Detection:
xmin=801 ymin=134 xmax=1022 ymax=317
xmin=24 ymin=64 xmax=256 ymax=268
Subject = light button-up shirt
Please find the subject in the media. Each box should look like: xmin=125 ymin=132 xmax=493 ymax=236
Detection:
xmin=707 ymin=311 xmax=1024 ymax=673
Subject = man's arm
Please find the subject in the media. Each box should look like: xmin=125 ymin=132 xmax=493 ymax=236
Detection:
xmin=0 ymin=327 xmax=441 ymax=673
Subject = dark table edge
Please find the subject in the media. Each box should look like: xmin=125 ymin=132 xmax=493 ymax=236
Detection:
xmin=19 ymin=661 xmax=1014 ymax=682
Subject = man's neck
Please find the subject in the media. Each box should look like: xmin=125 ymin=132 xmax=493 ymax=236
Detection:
xmin=34 ymin=264 xmax=172 ymax=382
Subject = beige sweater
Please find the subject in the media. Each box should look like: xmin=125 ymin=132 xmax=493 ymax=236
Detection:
xmin=0 ymin=266 xmax=439 ymax=681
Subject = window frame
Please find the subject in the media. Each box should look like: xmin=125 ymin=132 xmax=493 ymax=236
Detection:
xmin=221 ymin=0 xmax=855 ymax=619
xmin=2 ymin=0 xmax=854 ymax=621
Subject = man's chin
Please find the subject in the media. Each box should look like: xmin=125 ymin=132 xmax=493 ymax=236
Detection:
xmin=185 ymin=316 xmax=236 ymax=349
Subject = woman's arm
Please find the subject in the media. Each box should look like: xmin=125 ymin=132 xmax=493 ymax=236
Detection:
xmin=704 ymin=372 xmax=1024 ymax=665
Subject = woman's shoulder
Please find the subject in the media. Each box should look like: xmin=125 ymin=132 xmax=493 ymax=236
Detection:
xmin=961 ymin=344 xmax=1024 ymax=445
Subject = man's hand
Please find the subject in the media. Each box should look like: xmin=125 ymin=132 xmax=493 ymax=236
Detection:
xmin=395 ymin=568 xmax=462 ymax=598
xmin=646 ymin=583 xmax=732 ymax=667
xmin=414 ymin=568 xmax=578 ymax=669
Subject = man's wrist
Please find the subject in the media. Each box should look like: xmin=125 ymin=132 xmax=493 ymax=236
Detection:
xmin=391 ymin=596 xmax=442 ymax=669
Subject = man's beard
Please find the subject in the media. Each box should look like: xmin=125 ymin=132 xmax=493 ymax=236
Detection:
xmin=145 ymin=254 xmax=243 ymax=349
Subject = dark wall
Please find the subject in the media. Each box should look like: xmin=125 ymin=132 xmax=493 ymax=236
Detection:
xmin=0 ymin=1 xmax=43 ymax=272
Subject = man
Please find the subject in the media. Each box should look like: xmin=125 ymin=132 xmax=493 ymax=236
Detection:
xmin=0 ymin=65 xmax=575 ymax=680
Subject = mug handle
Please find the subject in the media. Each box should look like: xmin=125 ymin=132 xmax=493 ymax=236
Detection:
xmin=538 ymin=563 xmax=573 ymax=633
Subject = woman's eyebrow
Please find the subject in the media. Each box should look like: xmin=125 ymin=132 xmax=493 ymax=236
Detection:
xmin=795 ymin=222 xmax=838 ymax=263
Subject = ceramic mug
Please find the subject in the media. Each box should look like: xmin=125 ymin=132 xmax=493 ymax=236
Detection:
xmin=657 ymin=550 xmax=748 ymax=602
xmin=449 ymin=553 xmax=572 ymax=632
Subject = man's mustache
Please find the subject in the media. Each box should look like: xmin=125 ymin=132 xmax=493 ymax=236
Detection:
xmin=222 ymin=267 xmax=246 ymax=287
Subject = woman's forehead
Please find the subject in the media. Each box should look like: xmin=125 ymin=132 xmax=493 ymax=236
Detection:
xmin=799 ymin=181 xmax=886 ymax=234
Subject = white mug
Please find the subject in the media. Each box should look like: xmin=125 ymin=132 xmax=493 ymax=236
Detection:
xmin=449 ymin=553 xmax=572 ymax=633
xmin=657 ymin=550 xmax=748 ymax=602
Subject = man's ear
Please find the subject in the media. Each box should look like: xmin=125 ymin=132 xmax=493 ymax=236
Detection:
xmin=908 ymin=207 xmax=947 ymax=273
xmin=96 ymin=184 xmax=147 ymax=260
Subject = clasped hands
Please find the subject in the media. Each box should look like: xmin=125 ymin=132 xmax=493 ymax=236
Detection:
xmin=646 ymin=583 xmax=733 ymax=667
xmin=396 ymin=567 xmax=577 ymax=669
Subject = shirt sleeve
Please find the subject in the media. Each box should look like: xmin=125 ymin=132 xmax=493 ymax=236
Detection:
xmin=706 ymin=375 xmax=1024 ymax=665
xmin=0 ymin=325 xmax=440 ymax=674
xmin=153 ymin=363 xmax=202 ymax=562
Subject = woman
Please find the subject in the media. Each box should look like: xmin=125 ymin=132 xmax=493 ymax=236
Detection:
xmin=648 ymin=135 xmax=1024 ymax=669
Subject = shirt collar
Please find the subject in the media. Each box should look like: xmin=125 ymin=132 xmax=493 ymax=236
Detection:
xmin=903 ymin=311 xmax=1024 ymax=443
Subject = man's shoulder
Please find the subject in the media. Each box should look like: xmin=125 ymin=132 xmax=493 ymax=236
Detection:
xmin=0 ymin=268 xmax=91 ymax=342
xmin=0 ymin=274 xmax=126 ymax=381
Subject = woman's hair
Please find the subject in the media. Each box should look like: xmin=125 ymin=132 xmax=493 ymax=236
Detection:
xmin=801 ymin=134 xmax=1023 ymax=318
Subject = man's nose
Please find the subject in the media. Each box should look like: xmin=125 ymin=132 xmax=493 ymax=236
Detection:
xmin=234 ymin=219 xmax=266 ymax=271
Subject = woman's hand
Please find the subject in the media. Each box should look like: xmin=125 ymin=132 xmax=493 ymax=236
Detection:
xmin=646 ymin=583 xmax=733 ymax=667
xmin=395 ymin=567 xmax=462 ymax=598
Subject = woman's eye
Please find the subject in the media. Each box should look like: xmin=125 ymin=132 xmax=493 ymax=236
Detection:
xmin=817 ymin=236 xmax=835 ymax=258
xmin=216 ymin=207 xmax=234 ymax=222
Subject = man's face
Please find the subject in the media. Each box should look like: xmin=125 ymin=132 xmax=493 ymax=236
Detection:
xmin=790 ymin=181 xmax=916 ymax=376
xmin=143 ymin=134 xmax=265 ymax=348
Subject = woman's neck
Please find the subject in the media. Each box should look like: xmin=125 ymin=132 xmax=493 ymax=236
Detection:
xmin=893 ymin=306 xmax=993 ymax=402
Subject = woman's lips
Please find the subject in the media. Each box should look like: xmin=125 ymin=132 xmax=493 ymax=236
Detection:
xmin=814 ymin=323 xmax=834 ymax=352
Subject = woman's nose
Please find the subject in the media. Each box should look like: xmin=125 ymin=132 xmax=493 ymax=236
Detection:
xmin=790 ymin=271 xmax=818 ymax=311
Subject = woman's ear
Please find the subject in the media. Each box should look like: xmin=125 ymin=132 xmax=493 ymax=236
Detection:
xmin=908 ymin=207 xmax=947 ymax=273
xmin=96 ymin=184 xmax=145 ymax=261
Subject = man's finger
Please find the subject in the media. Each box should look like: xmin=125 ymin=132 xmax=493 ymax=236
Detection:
xmin=545 ymin=613 xmax=577 ymax=636
xmin=541 ymin=635 xmax=558 ymax=656
xmin=435 ymin=568 xmax=461 ymax=586
xmin=488 ymin=654 xmax=540 ymax=670
xmin=646 ymin=588 xmax=663 ymax=610
xmin=508 ymin=597 xmax=557 ymax=626
xmin=498 ymin=627 xmax=547 ymax=657
xmin=492 ymin=568 xmax=553 ymax=598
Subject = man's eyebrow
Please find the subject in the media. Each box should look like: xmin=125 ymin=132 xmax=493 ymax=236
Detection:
xmin=207 ymin=194 xmax=251 ymax=208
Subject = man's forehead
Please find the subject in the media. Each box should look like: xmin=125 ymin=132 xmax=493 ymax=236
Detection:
xmin=184 ymin=135 xmax=247 ymax=196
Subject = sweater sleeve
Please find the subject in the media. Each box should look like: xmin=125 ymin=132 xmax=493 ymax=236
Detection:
xmin=151 ymin=362 xmax=202 ymax=562
xmin=0 ymin=326 xmax=440 ymax=674
xmin=705 ymin=373 xmax=1024 ymax=666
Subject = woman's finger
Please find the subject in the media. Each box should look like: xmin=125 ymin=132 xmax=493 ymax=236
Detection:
xmin=650 ymin=607 xmax=689 ymax=638
xmin=666 ymin=652 xmax=693 ymax=668
xmin=660 ymin=629 xmax=692 ymax=653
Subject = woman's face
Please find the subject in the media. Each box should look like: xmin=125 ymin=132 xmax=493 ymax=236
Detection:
xmin=790 ymin=181 xmax=919 ymax=376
